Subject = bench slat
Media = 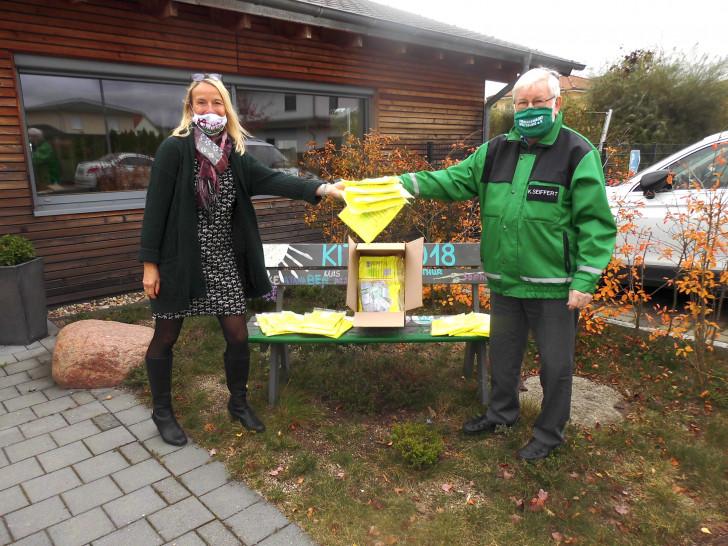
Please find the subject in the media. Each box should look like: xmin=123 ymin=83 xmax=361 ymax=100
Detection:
xmin=268 ymin=268 xmax=486 ymax=286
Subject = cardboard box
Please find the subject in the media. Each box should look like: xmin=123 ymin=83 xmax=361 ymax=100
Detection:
xmin=346 ymin=237 xmax=424 ymax=327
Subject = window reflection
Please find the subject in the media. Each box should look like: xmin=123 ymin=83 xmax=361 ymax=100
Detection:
xmin=21 ymin=74 xmax=184 ymax=195
xmin=236 ymin=89 xmax=364 ymax=168
xmin=21 ymin=72 xmax=368 ymax=198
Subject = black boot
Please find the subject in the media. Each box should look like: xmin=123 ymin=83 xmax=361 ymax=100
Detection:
xmin=145 ymin=355 xmax=187 ymax=446
xmin=224 ymin=349 xmax=265 ymax=432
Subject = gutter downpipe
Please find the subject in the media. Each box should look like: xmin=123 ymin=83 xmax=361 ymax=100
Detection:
xmin=482 ymin=53 xmax=531 ymax=142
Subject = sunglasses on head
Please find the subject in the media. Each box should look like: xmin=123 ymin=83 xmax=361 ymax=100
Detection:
xmin=191 ymin=73 xmax=223 ymax=82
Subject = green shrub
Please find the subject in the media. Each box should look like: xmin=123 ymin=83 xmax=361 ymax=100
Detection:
xmin=390 ymin=421 xmax=444 ymax=469
xmin=0 ymin=234 xmax=36 ymax=266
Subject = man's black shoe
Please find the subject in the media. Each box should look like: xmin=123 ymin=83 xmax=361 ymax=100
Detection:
xmin=517 ymin=438 xmax=558 ymax=461
xmin=462 ymin=415 xmax=516 ymax=436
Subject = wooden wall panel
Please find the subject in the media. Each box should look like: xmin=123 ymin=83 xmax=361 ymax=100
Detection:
xmin=0 ymin=0 xmax=494 ymax=305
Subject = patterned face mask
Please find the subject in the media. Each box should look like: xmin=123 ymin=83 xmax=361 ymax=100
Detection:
xmin=192 ymin=112 xmax=227 ymax=135
xmin=513 ymin=107 xmax=554 ymax=139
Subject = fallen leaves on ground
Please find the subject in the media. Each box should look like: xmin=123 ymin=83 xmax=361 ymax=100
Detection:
xmin=529 ymin=489 xmax=549 ymax=512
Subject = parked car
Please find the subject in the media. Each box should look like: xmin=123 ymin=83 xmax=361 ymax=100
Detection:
xmin=244 ymin=138 xmax=298 ymax=176
xmin=75 ymin=153 xmax=154 ymax=191
xmin=606 ymin=132 xmax=728 ymax=284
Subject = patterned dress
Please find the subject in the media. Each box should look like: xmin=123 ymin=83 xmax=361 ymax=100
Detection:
xmin=154 ymin=162 xmax=246 ymax=319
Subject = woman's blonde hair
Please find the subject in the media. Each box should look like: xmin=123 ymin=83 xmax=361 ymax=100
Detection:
xmin=172 ymin=76 xmax=250 ymax=154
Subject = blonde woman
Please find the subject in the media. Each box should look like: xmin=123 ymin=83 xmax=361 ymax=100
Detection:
xmin=138 ymin=74 xmax=341 ymax=445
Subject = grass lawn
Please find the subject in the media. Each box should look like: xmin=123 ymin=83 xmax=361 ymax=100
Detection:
xmin=62 ymin=287 xmax=728 ymax=545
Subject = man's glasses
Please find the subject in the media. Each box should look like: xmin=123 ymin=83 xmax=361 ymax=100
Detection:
xmin=191 ymin=73 xmax=223 ymax=82
xmin=514 ymin=96 xmax=555 ymax=111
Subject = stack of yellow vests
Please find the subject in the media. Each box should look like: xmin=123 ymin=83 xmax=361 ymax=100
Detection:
xmin=337 ymin=176 xmax=412 ymax=242
xmin=430 ymin=312 xmax=490 ymax=337
xmin=256 ymin=309 xmax=353 ymax=338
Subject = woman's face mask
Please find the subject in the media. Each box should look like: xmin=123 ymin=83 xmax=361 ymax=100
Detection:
xmin=192 ymin=112 xmax=227 ymax=135
xmin=513 ymin=107 xmax=555 ymax=139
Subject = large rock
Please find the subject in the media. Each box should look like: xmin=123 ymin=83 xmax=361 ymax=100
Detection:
xmin=52 ymin=319 xmax=153 ymax=389
xmin=519 ymin=375 xmax=626 ymax=428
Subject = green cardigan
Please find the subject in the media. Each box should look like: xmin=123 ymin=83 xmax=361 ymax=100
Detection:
xmin=138 ymin=132 xmax=322 ymax=314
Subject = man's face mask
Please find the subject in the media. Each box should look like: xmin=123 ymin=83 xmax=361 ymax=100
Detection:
xmin=192 ymin=112 xmax=227 ymax=135
xmin=513 ymin=106 xmax=555 ymax=139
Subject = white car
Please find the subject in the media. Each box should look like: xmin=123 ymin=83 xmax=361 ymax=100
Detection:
xmin=606 ymin=132 xmax=728 ymax=284
xmin=75 ymin=153 xmax=154 ymax=190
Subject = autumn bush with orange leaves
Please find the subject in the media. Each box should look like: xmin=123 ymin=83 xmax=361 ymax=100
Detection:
xmin=588 ymin=140 xmax=728 ymax=386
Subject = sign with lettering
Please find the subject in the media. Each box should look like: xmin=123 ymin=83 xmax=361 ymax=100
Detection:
xmin=263 ymin=243 xmax=484 ymax=286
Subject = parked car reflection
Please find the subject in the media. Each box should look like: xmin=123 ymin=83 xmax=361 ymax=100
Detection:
xmin=244 ymin=138 xmax=299 ymax=176
xmin=74 ymin=153 xmax=154 ymax=191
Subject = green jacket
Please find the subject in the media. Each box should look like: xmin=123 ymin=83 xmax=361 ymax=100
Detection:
xmin=400 ymin=114 xmax=616 ymax=299
xmin=138 ymin=132 xmax=322 ymax=314
xmin=32 ymin=138 xmax=60 ymax=186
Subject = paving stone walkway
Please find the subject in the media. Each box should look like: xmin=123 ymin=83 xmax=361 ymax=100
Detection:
xmin=0 ymin=322 xmax=316 ymax=546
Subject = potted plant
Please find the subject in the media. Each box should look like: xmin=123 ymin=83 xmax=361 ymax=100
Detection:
xmin=0 ymin=234 xmax=47 ymax=345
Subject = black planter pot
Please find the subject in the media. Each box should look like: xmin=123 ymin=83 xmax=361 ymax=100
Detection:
xmin=0 ymin=257 xmax=48 ymax=346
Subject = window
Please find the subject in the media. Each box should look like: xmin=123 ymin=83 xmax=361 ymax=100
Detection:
xmin=237 ymin=90 xmax=365 ymax=167
xmin=19 ymin=68 xmax=185 ymax=214
xmin=284 ymin=94 xmax=297 ymax=111
xmin=17 ymin=55 xmax=371 ymax=215
xmin=667 ymin=144 xmax=728 ymax=190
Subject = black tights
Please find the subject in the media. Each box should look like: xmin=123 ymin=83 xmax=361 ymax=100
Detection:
xmin=146 ymin=315 xmax=249 ymax=359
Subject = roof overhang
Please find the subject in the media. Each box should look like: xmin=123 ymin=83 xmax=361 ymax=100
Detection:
xmin=170 ymin=0 xmax=585 ymax=76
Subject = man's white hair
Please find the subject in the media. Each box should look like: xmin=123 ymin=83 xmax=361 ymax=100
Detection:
xmin=513 ymin=67 xmax=561 ymax=102
xmin=28 ymin=127 xmax=43 ymax=138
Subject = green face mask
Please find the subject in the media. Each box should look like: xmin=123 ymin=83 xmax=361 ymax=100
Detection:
xmin=514 ymin=107 xmax=554 ymax=139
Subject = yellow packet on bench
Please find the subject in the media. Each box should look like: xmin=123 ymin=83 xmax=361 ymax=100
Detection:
xmin=298 ymin=309 xmax=345 ymax=336
xmin=452 ymin=313 xmax=490 ymax=336
xmin=256 ymin=311 xmax=304 ymax=336
xmin=430 ymin=314 xmax=463 ymax=336
xmin=329 ymin=315 xmax=354 ymax=338
xmin=470 ymin=313 xmax=490 ymax=337
xmin=431 ymin=312 xmax=490 ymax=337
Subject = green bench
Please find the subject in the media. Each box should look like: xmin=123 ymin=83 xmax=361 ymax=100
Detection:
xmin=247 ymin=242 xmax=489 ymax=405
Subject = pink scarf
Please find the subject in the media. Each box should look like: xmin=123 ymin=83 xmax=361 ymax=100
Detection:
xmin=194 ymin=127 xmax=232 ymax=213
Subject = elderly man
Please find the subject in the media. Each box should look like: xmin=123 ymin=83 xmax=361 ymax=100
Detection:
xmin=399 ymin=67 xmax=616 ymax=461
xmin=28 ymin=127 xmax=60 ymax=189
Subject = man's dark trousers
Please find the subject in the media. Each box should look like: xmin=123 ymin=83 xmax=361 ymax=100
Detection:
xmin=485 ymin=292 xmax=579 ymax=446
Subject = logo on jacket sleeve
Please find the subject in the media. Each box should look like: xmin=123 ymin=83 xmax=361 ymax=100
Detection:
xmin=527 ymin=184 xmax=560 ymax=203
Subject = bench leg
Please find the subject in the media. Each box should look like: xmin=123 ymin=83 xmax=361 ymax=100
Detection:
xmin=268 ymin=343 xmax=292 ymax=406
xmin=475 ymin=341 xmax=489 ymax=405
xmin=463 ymin=341 xmax=475 ymax=377
xmin=268 ymin=345 xmax=282 ymax=406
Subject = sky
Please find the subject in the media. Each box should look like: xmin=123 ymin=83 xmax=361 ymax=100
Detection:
xmin=372 ymin=0 xmax=725 ymax=93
